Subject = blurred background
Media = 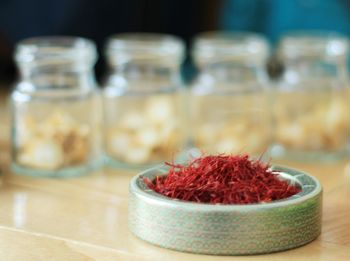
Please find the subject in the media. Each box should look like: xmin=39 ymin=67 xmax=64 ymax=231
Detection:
xmin=1 ymin=0 xmax=350 ymax=86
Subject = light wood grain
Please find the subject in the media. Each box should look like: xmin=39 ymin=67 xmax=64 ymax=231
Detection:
xmin=1 ymin=92 xmax=350 ymax=260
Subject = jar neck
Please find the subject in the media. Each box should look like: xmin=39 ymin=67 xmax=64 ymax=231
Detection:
xmin=17 ymin=63 xmax=96 ymax=92
xmin=106 ymin=62 xmax=182 ymax=90
xmin=197 ymin=61 xmax=268 ymax=85
xmin=281 ymin=57 xmax=348 ymax=82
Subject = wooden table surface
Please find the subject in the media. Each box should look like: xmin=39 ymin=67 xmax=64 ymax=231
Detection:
xmin=1 ymin=92 xmax=350 ymax=260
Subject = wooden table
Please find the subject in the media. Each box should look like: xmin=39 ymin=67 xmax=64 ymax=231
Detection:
xmin=1 ymin=92 xmax=350 ymax=260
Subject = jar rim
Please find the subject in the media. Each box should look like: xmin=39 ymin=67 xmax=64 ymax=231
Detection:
xmin=278 ymin=30 xmax=349 ymax=59
xmin=15 ymin=36 xmax=97 ymax=64
xmin=105 ymin=33 xmax=185 ymax=65
xmin=192 ymin=31 xmax=270 ymax=64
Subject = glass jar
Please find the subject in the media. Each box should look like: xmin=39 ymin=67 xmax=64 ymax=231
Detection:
xmin=273 ymin=31 xmax=350 ymax=160
xmin=11 ymin=36 xmax=101 ymax=177
xmin=190 ymin=32 xmax=271 ymax=155
xmin=103 ymin=33 xmax=186 ymax=168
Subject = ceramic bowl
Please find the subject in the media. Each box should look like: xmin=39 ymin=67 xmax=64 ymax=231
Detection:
xmin=128 ymin=165 xmax=322 ymax=255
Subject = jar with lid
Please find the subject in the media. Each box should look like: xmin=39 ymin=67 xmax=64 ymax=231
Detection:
xmin=11 ymin=36 xmax=101 ymax=177
xmin=103 ymin=33 xmax=186 ymax=167
xmin=190 ymin=32 xmax=272 ymax=155
xmin=273 ymin=31 xmax=350 ymax=160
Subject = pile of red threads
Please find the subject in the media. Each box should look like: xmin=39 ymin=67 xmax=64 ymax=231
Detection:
xmin=144 ymin=154 xmax=301 ymax=204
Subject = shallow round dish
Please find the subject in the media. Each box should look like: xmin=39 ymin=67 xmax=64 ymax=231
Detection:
xmin=128 ymin=165 xmax=322 ymax=255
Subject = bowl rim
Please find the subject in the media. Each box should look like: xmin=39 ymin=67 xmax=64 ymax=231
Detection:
xmin=129 ymin=164 xmax=322 ymax=211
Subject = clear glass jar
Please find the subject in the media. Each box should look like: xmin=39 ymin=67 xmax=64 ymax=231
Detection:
xmin=103 ymin=33 xmax=186 ymax=167
xmin=190 ymin=32 xmax=272 ymax=155
xmin=11 ymin=36 xmax=101 ymax=177
xmin=273 ymin=31 xmax=350 ymax=160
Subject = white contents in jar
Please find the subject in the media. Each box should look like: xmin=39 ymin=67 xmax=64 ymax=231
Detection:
xmin=275 ymin=97 xmax=350 ymax=151
xmin=195 ymin=122 xmax=269 ymax=154
xmin=107 ymin=96 xmax=181 ymax=164
xmin=17 ymin=111 xmax=90 ymax=170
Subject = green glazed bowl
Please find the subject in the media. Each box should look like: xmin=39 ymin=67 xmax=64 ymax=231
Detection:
xmin=128 ymin=165 xmax=322 ymax=255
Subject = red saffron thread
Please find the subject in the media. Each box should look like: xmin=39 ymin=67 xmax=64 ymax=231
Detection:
xmin=144 ymin=154 xmax=301 ymax=204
